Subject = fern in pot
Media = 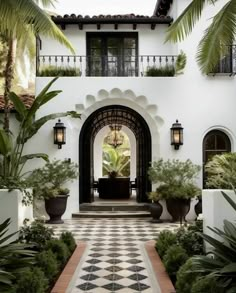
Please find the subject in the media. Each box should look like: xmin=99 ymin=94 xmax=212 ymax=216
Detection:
xmin=28 ymin=159 xmax=79 ymax=224
xmin=148 ymin=159 xmax=201 ymax=222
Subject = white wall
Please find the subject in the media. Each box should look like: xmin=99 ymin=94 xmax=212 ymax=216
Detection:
xmin=31 ymin=73 xmax=236 ymax=218
xmin=202 ymin=190 xmax=236 ymax=243
xmin=39 ymin=24 xmax=175 ymax=57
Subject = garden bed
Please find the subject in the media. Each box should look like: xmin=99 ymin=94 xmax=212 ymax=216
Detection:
xmin=145 ymin=240 xmax=176 ymax=293
xmin=51 ymin=242 xmax=87 ymax=293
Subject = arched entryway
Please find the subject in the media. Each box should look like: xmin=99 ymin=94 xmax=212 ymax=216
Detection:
xmin=79 ymin=105 xmax=152 ymax=203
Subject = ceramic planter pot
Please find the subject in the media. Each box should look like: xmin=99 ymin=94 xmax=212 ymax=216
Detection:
xmin=194 ymin=198 xmax=202 ymax=218
xmin=166 ymin=198 xmax=191 ymax=223
xmin=149 ymin=202 xmax=163 ymax=223
xmin=45 ymin=194 xmax=69 ymax=224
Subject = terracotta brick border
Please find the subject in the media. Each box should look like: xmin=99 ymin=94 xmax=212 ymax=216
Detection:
xmin=51 ymin=242 xmax=87 ymax=293
xmin=145 ymin=240 xmax=176 ymax=293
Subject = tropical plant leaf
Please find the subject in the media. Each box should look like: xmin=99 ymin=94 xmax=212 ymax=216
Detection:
xmin=166 ymin=0 xmax=216 ymax=43
xmin=222 ymin=191 xmax=236 ymax=211
xmin=220 ymin=263 xmax=236 ymax=273
xmin=207 ymin=226 xmax=236 ymax=248
xmin=25 ymin=77 xmax=61 ymax=125
xmin=191 ymin=255 xmax=224 ymax=272
xmin=19 ymin=153 xmax=49 ymax=165
xmin=0 ymin=0 xmax=75 ymax=53
xmin=0 ymin=130 xmax=12 ymax=156
xmin=201 ymin=232 xmax=236 ymax=258
xmin=9 ymin=92 xmax=27 ymax=120
xmin=21 ymin=111 xmax=81 ymax=143
xmin=196 ymin=0 xmax=236 ymax=73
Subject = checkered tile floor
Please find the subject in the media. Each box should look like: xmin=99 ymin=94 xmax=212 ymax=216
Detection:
xmin=50 ymin=218 xmax=179 ymax=293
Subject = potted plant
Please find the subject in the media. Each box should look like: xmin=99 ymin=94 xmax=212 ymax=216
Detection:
xmin=147 ymin=191 xmax=163 ymax=223
xmin=0 ymin=78 xmax=80 ymax=233
xmin=103 ymin=147 xmax=130 ymax=178
xmin=148 ymin=159 xmax=201 ymax=222
xmin=194 ymin=194 xmax=202 ymax=218
xmin=28 ymin=159 xmax=79 ymax=224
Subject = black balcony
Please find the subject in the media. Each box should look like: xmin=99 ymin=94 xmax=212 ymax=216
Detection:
xmin=209 ymin=45 xmax=236 ymax=76
xmin=36 ymin=54 xmax=178 ymax=77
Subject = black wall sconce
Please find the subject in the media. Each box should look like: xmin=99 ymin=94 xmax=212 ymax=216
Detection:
xmin=170 ymin=119 xmax=183 ymax=150
xmin=54 ymin=119 xmax=66 ymax=149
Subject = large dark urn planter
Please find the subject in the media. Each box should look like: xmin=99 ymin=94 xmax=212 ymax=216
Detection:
xmin=166 ymin=198 xmax=191 ymax=223
xmin=149 ymin=202 xmax=163 ymax=223
xmin=45 ymin=195 xmax=69 ymax=224
xmin=194 ymin=198 xmax=202 ymax=218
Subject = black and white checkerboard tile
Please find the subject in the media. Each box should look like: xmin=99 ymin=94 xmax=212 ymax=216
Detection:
xmin=50 ymin=218 xmax=179 ymax=292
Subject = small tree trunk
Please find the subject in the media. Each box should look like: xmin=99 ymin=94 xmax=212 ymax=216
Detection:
xmin=3 ymin=38 xmax=14 ymax=132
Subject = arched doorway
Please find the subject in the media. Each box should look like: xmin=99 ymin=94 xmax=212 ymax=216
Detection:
xmin=203 ymin=130 xmax=231 ymax=187
xmin=79 ymin=105 xmax=152 ymax=203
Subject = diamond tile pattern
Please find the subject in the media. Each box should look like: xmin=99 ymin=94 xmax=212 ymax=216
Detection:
xmin=49 ymin=218 xmax=178 ymax=292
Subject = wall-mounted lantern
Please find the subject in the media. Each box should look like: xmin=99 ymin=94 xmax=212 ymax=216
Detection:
xmin=170 ymin=119 xmax=183 ymax=150
xmin=54 ymin=119 xmax=66 ymax=149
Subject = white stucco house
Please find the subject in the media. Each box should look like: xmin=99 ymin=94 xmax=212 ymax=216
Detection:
xmin=3 ymin=0 xmax=236 ymax=220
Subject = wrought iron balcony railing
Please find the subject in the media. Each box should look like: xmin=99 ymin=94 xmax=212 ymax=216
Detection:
xmin=36 ymin=54 xmax=178 ymax=77
xmin=209 ymin=45 xmax=236 ymax=76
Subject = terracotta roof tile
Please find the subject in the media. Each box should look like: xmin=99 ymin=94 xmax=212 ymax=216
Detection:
xmin=0 ymin=94 xmax=35 ymax=111
xmin=52 ymin=13 xmax=172 ymax=25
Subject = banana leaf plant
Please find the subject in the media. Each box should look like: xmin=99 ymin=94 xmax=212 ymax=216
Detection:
xmin=0 ymin=218 xmax=36 ymax=291
xmin=189 ymin=190 xmax=236 ymax=292
xmin=103 ymin=146 xmax=130 ymax=177
xmin=0 ymin=77 xmax=80 ymax=191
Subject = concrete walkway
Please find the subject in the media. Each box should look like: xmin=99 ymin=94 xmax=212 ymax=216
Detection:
xmin=51 ymin=218 xmax=179 ymax=293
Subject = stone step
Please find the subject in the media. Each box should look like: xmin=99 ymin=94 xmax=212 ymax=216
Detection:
xmin=79 ymin=203 xmax=150 ymax=212
xmin=72 ymin=211 xmax=151 ymax=218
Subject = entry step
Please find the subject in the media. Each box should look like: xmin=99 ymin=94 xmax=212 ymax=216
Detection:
xmin=72 ymin=211 xmax=151 ymax=218
xmin=79 ymin=203 xmax=150 ymax=212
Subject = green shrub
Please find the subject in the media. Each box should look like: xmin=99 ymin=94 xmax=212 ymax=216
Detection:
xmin=0 ymin=218 xmax=36 ymax=292
xmin=19 ymin=220 xmax=54 ymax=250
xmin=38 ymin=65 xmax=81 ymax=76
xmin=148 ymin=159 xmax=201 ymax=200
xmin=35 ymin=250 xmax=59 ymax=281
xmin=205 ymin=153 xmax=236 ymax=189
xmin=155 ymin=230 xmax=177 ymax=259
xmin=39 ymin=65 xmax=81 ymax=76
xmin=146 ymin=65 xmax=175 ymax=76
xmin=176 ymin=220 xmax=204 ymax=256
xmin=14 ymin=267 xmax=48 ymax=293
xmin=46 ymin=239 xmax=70 ymax=267
xmin=176 ymin=259 xmax=199 ymax=293
xmin=163 ymin=245 xmax=188 ymax=282
xmin=60 ymin=231 xmax=76 ymax=253
xmin=191 ymin=276 xmax=223 ymax=293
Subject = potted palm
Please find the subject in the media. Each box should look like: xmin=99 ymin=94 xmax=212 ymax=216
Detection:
xmin=28 ymin=159 xmax=79 ymax=224
xmin=148 ymin=159 xmax=201 ymax=222
xmin=147 ymin=191 xmax=163 ymax=223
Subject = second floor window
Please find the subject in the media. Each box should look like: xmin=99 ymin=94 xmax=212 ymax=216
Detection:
xmin=86 ymin=32 xmax=138 ymax=77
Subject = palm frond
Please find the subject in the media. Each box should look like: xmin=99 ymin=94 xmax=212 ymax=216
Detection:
xmin=166 ymin=0 xmax=217 ymax=43
xmin=0 ymin=0 xmax=75 ymax=53
xmin=197 ymin=0 xmax=236 ymax=73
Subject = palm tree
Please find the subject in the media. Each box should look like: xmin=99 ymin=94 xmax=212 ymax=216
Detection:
xmin=0 ymin=0 xmax=75 ymax=131
xmin=166 ymin=0 xmax=236 ymax=74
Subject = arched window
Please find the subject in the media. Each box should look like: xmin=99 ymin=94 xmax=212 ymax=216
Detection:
xmin=203 ymin=130 xmax=231 ymax=187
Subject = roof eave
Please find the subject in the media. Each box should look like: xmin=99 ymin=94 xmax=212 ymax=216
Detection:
xmin=52 ymin=16 xmax=173 ymax=25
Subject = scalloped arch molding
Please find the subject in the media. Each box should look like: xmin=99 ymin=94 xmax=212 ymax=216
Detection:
xmin=76 ymin=88 xmax=164 ymax=158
